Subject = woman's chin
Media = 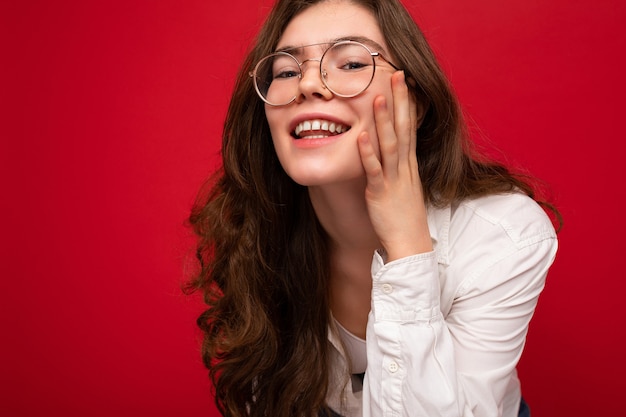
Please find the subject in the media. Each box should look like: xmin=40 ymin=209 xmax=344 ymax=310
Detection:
xmin=284 ymin=167 xmax=366 ymax=188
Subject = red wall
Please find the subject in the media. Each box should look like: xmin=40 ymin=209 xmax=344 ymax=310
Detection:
xmin=2 ymin=1 xmax=624 ymax=416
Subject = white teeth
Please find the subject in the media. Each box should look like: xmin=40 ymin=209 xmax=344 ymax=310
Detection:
xmin=294 ymin=119 xmax=349 ymax=138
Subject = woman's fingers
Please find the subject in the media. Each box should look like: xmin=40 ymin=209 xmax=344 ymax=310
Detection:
xmin=357 ymin=131 xmax=384 ymax=193
xmin=392 ymin=71 xmax=412 ymax=162
xmin=373 ymin=71 xmax=415 ymax=178
xmin=408 ymin=86 xmax=418 ymax=163
xmin=373 ymin=95 xmax=398 ymax=178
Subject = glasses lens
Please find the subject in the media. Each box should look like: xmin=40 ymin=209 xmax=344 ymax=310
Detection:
xmin=253 ymin=52 xmax=300 ymax=106
xmin=322 ymin=42 xmax=375 ymax=97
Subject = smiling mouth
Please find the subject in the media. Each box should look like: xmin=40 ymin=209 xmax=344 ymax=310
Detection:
xmin=292 ymin=119 xmax=351 ymax=139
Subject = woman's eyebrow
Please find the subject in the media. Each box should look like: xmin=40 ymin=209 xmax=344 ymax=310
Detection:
xmin=275 ymin=36 xmax=388 ymax=54
xmin=341 ymin=36 xmax=387 ymax=53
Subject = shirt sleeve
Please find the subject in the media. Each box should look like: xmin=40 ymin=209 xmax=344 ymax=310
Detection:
xmin=361 ymin=230 xmax=557 ymax=417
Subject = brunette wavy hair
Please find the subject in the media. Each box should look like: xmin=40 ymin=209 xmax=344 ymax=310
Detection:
xmin=186 ymin=0 xmax=561 ymax=416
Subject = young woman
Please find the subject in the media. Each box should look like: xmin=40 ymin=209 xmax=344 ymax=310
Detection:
xmin=187 ymin=0 xmax=559 ymax=416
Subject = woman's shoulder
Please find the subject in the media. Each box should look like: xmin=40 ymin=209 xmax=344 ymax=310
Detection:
xmin=430 ymin=193 xmax=558 ymax=310
xmin=452 ymin=192 xmax=557 ymax=246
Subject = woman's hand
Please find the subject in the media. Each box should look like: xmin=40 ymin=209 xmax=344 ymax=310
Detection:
xmin=357 ymin=71 xmax=432 ymax=262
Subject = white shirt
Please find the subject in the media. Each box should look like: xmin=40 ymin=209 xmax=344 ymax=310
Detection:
xmin=326 ymin=193 xmax=558 ymax=417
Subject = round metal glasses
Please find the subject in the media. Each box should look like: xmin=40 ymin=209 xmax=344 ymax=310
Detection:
xmin=249 ymin=40 xmax=399 ymax=106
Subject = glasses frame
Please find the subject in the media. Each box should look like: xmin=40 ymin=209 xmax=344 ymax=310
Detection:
xmin=249 ymin=40 xmax=400 ymax=107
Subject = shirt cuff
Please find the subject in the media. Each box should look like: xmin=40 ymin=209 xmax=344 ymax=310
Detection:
xmin=370 ymin=250 xmax=441 ymax=322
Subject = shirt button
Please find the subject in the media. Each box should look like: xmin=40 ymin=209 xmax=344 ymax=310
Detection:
xmin=381 ymin=283 xmax=393 ymax=294
xmin=388 ymin=362 xmax=399 ymax=373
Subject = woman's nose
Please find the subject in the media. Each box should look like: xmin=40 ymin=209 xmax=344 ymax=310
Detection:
xmin=295 ymin=59 xmax=334 ymax=103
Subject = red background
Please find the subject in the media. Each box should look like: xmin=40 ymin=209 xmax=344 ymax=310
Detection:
xmin=2 ymin=0 xmax=625 ymax=416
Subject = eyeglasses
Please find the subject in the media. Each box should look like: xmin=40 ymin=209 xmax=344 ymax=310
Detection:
xmin=249 ymin=40 xmax=400 ymax=106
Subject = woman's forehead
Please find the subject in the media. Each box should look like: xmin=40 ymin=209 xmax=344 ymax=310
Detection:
xmin=275 ymin=1 xmax=387 ymax=52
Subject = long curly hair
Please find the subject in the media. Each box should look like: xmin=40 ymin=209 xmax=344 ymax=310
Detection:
xmin=186 ymin=0 xmax=560 ymax=416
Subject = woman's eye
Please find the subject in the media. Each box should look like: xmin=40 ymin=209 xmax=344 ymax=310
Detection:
xmin=273 ymin=69 xmax=300 ymax=79
xmin=341 ymin=61 xmax=368 ymax=70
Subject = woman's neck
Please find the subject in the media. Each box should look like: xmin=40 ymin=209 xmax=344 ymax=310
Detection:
xmin=308 ymin=179 xmax=380 ymax=253
xmin=308 ymin=179 xmax=378 ymax=339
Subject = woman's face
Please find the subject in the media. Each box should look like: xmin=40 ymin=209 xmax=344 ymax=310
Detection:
xmin=264 ymin=0 xmax=398 ymax=187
